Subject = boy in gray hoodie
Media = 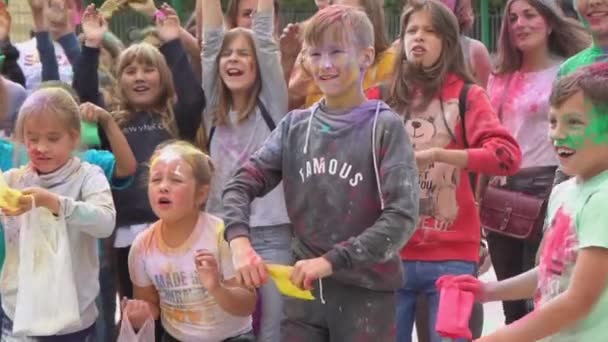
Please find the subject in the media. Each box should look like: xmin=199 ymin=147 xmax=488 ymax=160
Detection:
xmin=221 ymin=5 xmax=419 ymax=342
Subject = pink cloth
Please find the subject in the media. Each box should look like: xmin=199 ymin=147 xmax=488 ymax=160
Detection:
xmin=435 ymin=275 xmax=475 ymax=339
xmin=440 ymin=0 xmax=457 ymax=11
xmin=71 ymin=0 xmax=84 ymax=25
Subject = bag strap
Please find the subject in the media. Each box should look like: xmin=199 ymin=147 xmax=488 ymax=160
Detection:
xmin=257 ymin=99 xmax=276 ymax=131
xmin=207 ymin=99 xmax=276 ymax=152
xmin=459 ymin=82 xmax=472 ymax=148
xmin=496 ymin=74 xmax=513 ymax=122
xmin=458 ymin=83 xmax=477 ymax=192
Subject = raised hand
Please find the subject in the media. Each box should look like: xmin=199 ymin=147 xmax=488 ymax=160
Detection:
xmin=98 ymin=0 xmax=129 ymax=20
xmin=80 ymin=102 xmax=112 ymax=126
xmin=28 ymin=0 xmax=46 ymax=15
xmin=128 ymin=0 xmax=158 ymax=20
xmin=81 ymin=4 xmax=108 ymax=48
xmin=47 ymin=0 xmax=76 ymax=36
xmin=28 ymin=0 xmax=49 ymax=30
xmin=0 ymin=4 xmax=10 ymax=41
xmin=155 ymin=3 xmax=181 ymax=43
xmin=279 ymin=23 xmax=302 ymax=60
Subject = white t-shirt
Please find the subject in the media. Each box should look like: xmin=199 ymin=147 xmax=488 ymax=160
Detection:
xmin=128 ymin=213 xmax=252 ymax=342
xmin=487 ymin=65 xmax=560 ymax=169
xmin=15 ymin=38 xmax=73 ymax=92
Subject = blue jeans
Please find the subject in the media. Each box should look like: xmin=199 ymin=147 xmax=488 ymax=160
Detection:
xmin=396 ymin=260 xmax=476 ymax=342
xmin=250 ymin=224 xmax=293 ymax=342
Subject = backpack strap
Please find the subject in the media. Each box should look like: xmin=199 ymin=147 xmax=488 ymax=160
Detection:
xmin=459 ymin=82 xmax=472 ymax=148
xmin=257 ymin=99 xmax=276 ymax=131
xmin=207 ymin=126 xmax=216 ymax=152
xmin=458 ymin=83 xmax=476 ymax=192
xmin=207 ymin=99 xmax=276 ymax=152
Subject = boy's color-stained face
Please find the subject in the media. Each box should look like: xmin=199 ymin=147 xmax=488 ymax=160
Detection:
xmin=403 ymin=10 xmax=443 ymax=68
xmin=148 ymin=150 xmax=205 ymax=223
xmin=305 ymin=34 xmax=372 ymax=103
xmin=549 ymin=91 xmax=608 ymax=181
xmin=219 ymin=34 xmax=258 ymax=94
xmin=575 ymin=0 xmax=608 ymax=38
xmin=120 ymin=61 xmax=162 ymax=110
xmin=23 ymin=114 xmax=79 ymax=174
xmin=508 ymin=0 xmax=551 ymax=53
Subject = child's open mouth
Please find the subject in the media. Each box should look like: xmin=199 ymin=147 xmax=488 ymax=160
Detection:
xmin=587 ymin=10 xmax=607 ymax=20
xmin=158 ymin=197 xmax=172 ymax=208
xmin=226 ymin=68 xmax=244 ymax=77
xmin=319 ymin=74 xmax=338 ymax=81
xmin=133 ymin=85 xmax=150 ymax=93
xmin=555 ymin=146 xmax=576 ymax=159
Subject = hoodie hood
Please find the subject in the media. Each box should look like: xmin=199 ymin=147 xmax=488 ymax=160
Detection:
xmin=303 ymin=100 xmax=392 ymax=154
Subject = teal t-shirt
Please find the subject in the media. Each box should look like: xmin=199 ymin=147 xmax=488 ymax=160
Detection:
xmin=537 ymin=171 xmax=608 ymax=341
xmin=0 ymin=139 xmax=132 ymax=271
xmin=558 ymin=45 xmax=608 ymax=77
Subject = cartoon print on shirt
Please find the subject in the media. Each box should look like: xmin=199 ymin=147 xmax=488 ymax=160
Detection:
xmin=405 ymin=98 xmax=460 ymax=230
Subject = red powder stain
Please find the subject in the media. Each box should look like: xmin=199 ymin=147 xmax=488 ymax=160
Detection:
xmin=529 ymin=103 xmax=539 ymax=113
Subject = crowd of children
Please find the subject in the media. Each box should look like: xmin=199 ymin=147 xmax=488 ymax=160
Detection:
xmin=0 ymin=0 xmax=606 ymax=341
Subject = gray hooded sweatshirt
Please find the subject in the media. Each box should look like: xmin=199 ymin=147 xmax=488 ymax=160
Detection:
xmin=222 ymin=100 xmax=419 ymax=291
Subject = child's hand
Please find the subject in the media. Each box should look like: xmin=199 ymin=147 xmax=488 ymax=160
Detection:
xmin=121 ymin=298 xmax=153 ymax=330
xmin=155 ymin=4 xmax=181 ymax=43
xmin=1 ymin=188 xmax=59 ymax=216
xmin=415 ymin=148 xmax=439 ymax=171
xmin=81 ymin=4 xmax=108 ymax=48
xmin=291 ymin=257 xmax=333 ymax=290
xmin=230 ymin=237 xmax=268 ymax=288
xmin=47 ymin=0 xmax=75 ymax=37
xmin=437 ymin=274 xmax=487 ymax=302
xmin=80 ymin=102 xmax=112 ymax=126
xmin=0 ymin=194 xmax=33 ymax=216
xmin=28 ymin=0 xmax=46 ymax=16
xmin=280 ymin=23 xmax=302 ymax=59
xmin=0 ymin=6 xmax=10 ymax=41
xmin=194 ymin=249 xmax=222 ymax=293
xmin=28 ymin=0 xmax=49 ymax=30
xmin=128 ymin=0 xmax=158 ymax=20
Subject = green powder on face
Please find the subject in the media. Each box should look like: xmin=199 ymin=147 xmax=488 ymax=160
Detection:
xmin=554 ymin=100 xmax=608 ymax=149
xmin=555 ymin=134 xmax=585 ymax=150
xmin=586 ymin=102 xmax=608 ymax=145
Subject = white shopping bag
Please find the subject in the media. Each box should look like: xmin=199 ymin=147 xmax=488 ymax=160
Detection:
xmin=117 ymin=316 xmax=155 ymax=342
xmin=12 ymin=206 xmax=81 ymax=336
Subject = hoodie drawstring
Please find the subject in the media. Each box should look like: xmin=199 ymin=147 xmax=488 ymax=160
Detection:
xmin=319 ymin=278 xmax=326 ymax=304
xmin=371 ymin=102 xmax=385 ymax=210
xmin=303 ymin=104 xmax=319 ymax=154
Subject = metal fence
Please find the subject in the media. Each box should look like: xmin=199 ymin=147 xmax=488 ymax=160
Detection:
xmin=109 ymin=9 xmax=504 ymax=52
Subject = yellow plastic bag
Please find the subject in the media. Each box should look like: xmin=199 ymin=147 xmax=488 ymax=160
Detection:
xmin=267 ymin=264 xmax=315 ymax=301
xmin=0 ymin=170 xmax=21 ymax=211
